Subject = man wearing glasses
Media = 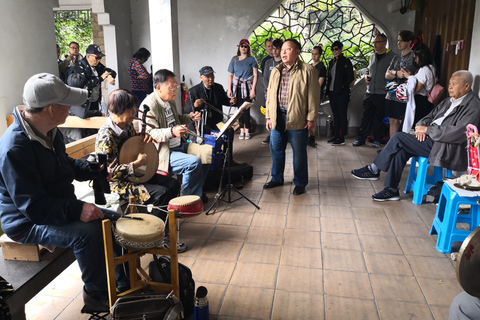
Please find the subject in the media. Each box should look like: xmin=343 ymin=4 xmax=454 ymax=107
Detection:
xmin=353 ymin=34 xmax=395 ymax=148
xmin=142 ymin=69 xmax=209 ymax=203
xmin=70 ymin=44 xmax=116 ymax=115
xmin=64 ymin=41 xmax=83 ymax=67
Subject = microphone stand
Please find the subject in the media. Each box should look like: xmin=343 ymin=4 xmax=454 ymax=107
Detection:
xmin=204 ymin=133 xmax=260 ymax=215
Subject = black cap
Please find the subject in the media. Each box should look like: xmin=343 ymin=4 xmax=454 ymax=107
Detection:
xmin=195 ymin=286 xmax=208 ymax=298
xmin=86 ymin=44 xmax=105 ymax=57
xmin=199 ymin=66 xmax=215 ymax=76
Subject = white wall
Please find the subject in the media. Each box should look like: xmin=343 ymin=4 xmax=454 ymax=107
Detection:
xmin=469 ymin=0 xmax=480 ymax=95
xmin=0 ymin=0 xmax=59 ymax=134
xmin=130 ymin=0 xmax=152 ymax=75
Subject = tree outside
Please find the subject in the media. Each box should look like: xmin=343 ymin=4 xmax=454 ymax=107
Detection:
xmin=54 ymin=10 xmax=93 ymax=59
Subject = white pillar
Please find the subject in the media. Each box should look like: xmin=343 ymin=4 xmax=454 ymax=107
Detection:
xmin=148 ymin=0 xmax=181 ymax=107
xmin=0 ymin=0 xmax=59 ymax=134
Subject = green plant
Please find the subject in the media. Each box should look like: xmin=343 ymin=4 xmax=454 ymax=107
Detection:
xmin=55 ymin=13 xmax=93 ymax=58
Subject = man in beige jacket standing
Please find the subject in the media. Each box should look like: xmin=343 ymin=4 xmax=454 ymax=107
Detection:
xmin=264 ymin=38 xmax=320 ymax=195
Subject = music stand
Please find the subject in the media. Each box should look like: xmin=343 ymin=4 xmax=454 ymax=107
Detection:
xmin=205 ymin=102 xmax=260 ymax=215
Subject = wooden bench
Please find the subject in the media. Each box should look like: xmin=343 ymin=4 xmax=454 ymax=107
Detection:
xmin=1 ymin=111 xmax=101 ymax=320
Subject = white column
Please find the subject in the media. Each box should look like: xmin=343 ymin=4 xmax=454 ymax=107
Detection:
xmin=148 ymin=0 xmax=181 ymax=107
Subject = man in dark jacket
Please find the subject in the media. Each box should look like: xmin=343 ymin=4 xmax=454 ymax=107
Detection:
xmin=351 ymin=71 xmax=480 ymax=201
xmin=184 ymin=66 xmax=237 ymax=163
xmin=0 ymin=73 xmax=126 ymax=312
xmin=70 ymin=44 xmax=116 ymax=114
xmin=326 ymin=40 xmax=355 ymax=146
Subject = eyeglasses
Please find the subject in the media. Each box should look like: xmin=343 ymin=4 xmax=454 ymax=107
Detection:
xmin=332 ymin=48 xmax=340 ymax=51
xmin=240 ymin=45 xmax=249 ymax=48
xmin=164 ymin=84 xmax=180 ymax=91
xmin=69 ymin=46 xmax=79 ymax=50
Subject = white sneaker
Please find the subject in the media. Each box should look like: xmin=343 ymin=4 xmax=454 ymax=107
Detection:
xmin=239 ymin=133 xmax=245 ymax=140
xmin=244 ymin=133 xmax=251 ymax=140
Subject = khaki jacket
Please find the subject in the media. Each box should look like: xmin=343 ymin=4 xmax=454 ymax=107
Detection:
xmin=265 ymin=59 xmax=320 ymax=130
xmin=142 ymin=92 xmax=192 ymax=172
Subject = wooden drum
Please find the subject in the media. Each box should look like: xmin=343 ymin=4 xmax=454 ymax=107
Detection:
xmin=114 ymin=213 xmax=165 ymax=250
xmin=167 ymin=195 xmax=203 ymax=217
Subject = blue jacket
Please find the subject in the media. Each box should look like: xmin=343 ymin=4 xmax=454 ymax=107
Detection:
xmin=0 ymin=109 xmax=93 ymax=240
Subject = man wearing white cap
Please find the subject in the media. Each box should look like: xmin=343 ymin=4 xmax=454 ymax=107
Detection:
xmin=0 ymin=73 xmax=127 ymax=313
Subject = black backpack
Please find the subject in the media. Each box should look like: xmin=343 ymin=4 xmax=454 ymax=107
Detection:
xmin=149 ymin=255 xmax=195 ymax=319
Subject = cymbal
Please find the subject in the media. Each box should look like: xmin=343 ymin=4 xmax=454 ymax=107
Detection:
xmin=456 ymin=225 xmax=480 ymax=297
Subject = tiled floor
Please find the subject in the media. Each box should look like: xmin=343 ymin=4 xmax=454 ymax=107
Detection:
xmin=25 ymin=133 xmax=462 ymax=320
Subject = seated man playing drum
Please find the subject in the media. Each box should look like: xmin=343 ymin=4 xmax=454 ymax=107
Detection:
xmin=95 ymin=89 xmax=183 ymax=250
xmin=0 ymin=73 xmax=128 ymax=313
xmin=141 ymin=69 xmax=210 ymax=203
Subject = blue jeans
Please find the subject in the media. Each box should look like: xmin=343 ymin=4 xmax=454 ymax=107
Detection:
xmin=270 ymin=113 xmax=309 ymax=187
xmin=170 ymin=143 xmax=210 ymax=197
xmin=18 ymin=208 xmax=128 ymax=293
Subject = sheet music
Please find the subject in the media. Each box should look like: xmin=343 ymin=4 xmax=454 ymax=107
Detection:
xmin=217 ymin=101 xmax=253 ymax=139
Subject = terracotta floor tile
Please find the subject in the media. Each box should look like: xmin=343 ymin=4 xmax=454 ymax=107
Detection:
xmin=216 ymin=210 xmax=254 ymax=226
xmin=209 ymin=225 xmax=249 ymax=242
xmin=430 ymin=305 xmax=451 ymax=320
xmin=272 ymin=290 xmax=325 ymax=320
xmin=238 ymin=242 xmax=282 ymax=264
xmin=198 ymin=239 xmax=243 ymax=261
xmin=324 ymin=295 xmax=379 ymax=320
xmin=351 ymin=206 xmax=388 ymax=221
xmin=280 ymin=245 xmax=323 ymax=268
xmin=246 ymin=226 xmax=284 ymax=245
xmin=321 ymin=232 xmax=362 ymax=251
xmin=397 ymin=236 xmax=447 ymax=257
xmin=287 ymin=203 xmax=321 ymax=217
xmin=286 ymin=214 xmax=320 ymax=231
xmin=219 ymin=286 xmax=274 ymax=319
xmin=321 ymin=217 xmax=357 ymax=234
xmin=251 ymin=212 xmax=287 ymax=229
xmin=230 ymin=261 xmax=278 ymax=288
xmin=190 ymin=259 xmax=236 ymax=284
xmin=358 ymin=234 xmax=403 ymax=254
xmin=320 ymin=205 xmax=353 ymax=219
xmin=416 ymin=277 xmax=463 ymax=306
xmin=407 ymin=255 xmax=456 ymax=279
xmin=363 ymin=252 xmax=413 ymax=276
xmin=276 ymin=265 xmax=323 ymax=294
xmin=370 ymin=274 xmax=425 ymax=303
xmin=376 ymin=300 xmax=434 ymax=320
xmin=178 ymin=222 xmax=216 ymax=238
xmin=390 ymin=220 xmax=431 ymax=237
xmin=324 ymin=270 xmax=373 ymax=299
xmin=323 ymin=249 xmax=366 ymax=272
xmin=255 ymin=201 xmax=288 ymax=215
xmin=355 ymin=219 xmax=395 ymax=236
xmin=283 ymin=229 xmax=321 ymax=248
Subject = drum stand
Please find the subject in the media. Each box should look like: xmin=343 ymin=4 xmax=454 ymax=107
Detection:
xmin=102 ymin=208 xmax=181 ymax=317
xmin=205 ymin=134 xmax=260 ymax=215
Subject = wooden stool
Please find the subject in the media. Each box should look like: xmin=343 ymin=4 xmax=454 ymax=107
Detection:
xmin=102 ymin=208 xmax=180 ymax=309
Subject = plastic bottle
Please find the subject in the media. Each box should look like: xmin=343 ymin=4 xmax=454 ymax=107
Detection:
xmin=193 ymin=286 xmax=209 ymax=320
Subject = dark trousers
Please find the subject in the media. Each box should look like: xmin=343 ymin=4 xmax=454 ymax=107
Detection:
xmin=329 ymin=92 xmax=350 ymax=138
xmin=235 ymin=86 xmax=252 ymax=129
xmin=357 ymin=94 xmax=387 ymax=142
xmin=374 ymin=132 xmax=434 ymax=189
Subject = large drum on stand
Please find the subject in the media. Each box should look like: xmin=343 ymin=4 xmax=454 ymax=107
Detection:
xmin=114 ymin=213 xmax=165 ymax=250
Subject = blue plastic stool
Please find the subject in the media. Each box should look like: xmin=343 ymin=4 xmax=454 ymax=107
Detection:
xmin=430 ymin=182 xmax=480 ymax=253
xmin=404 ymin=156 xmax=452 ymax=205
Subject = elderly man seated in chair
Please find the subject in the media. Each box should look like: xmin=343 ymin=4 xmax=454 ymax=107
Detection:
xmin=351 ymin=70 xmax=480 ymax=201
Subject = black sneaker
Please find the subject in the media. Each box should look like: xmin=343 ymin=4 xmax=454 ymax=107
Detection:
xmin=327 ymin=136 xmax=338 ymax=143
xmin=353 ymin=139 xmax=365 ymax=146
xmin=351 ymin=165 xmax=380 ymax=180
xmin=262 ymin=135 xmax=270 ymax=145
xmin=332 ymin=138 xmax=345 ymax=146
xmin=308 ymin=136 xmax=317 ymax=147
xmin=372 ymin=187 xmax=400 ymax=201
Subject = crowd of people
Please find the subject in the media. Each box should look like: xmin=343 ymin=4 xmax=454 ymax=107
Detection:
xmin=1 ymin=31 xmax=479 ymax=316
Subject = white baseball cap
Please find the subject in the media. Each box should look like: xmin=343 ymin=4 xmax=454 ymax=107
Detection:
xmin=23 ymin=73 xmax=88 ymax=109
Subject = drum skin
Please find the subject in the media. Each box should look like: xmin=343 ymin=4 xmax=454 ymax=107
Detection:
xmin=118 ymin=135 xmax=159 ymax=183
xmin=168 ymin=195 xmax=203 ymax=217
xmin=115 ymin=213 xmax=165 ymax=244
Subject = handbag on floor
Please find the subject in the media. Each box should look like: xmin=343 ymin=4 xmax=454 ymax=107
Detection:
xmin=111 ymin=293 xmax=183 ymax=320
